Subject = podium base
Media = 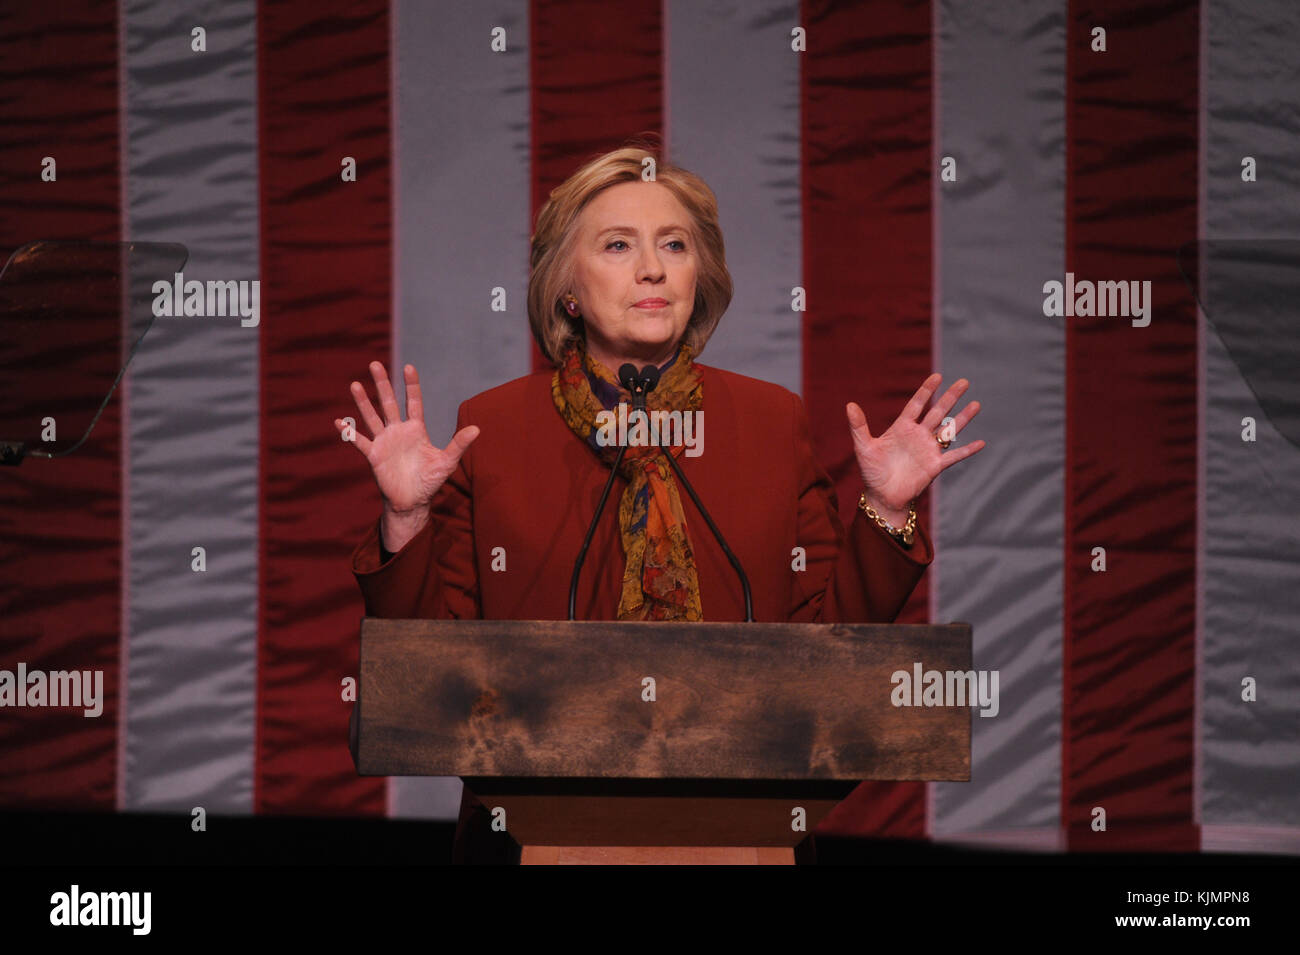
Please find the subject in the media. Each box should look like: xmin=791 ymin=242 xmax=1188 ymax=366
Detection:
xmin=520 ymin=845 xmax=794 ymax=865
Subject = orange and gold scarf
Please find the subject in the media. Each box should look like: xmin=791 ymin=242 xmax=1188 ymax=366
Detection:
xmin=552 ymin=340 xmax=703 ymax=621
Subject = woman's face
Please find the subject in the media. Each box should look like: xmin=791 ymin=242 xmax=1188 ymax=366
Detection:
xmin=568 ymin=180 xmax=698 ymax=370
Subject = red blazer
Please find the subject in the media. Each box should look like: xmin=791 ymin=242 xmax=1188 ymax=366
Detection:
xmin=352 ymin=362 xmax=933 ymax=623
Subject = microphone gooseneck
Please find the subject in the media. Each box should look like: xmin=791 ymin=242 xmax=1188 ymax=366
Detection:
xmin=567 ymin=442 xmax=628 ymax=620
xmin=655 ymin=440 xmax=754 ymax=623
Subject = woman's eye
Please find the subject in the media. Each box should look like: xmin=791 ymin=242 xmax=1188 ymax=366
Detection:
xmin=605 ymin=239 xmax=686 ymax=251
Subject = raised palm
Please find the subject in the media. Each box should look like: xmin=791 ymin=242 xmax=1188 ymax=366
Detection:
xmin=846 ymin=373 xmax=984 ymax=517
xmin=335 ymin=361 xmax=478 ymax=513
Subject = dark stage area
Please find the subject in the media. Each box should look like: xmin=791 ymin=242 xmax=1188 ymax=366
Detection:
xmin=3 ymin=810 xmax=1290 ymax=867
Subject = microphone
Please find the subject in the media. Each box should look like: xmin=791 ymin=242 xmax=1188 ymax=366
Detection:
xmin=567 ymin=361 xmax=754 ymax=622
xmin=619 ymin=362 xmax=659 ymax=414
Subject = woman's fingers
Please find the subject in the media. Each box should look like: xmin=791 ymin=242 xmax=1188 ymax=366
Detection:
xmin=900 ymin=373 xmax=944 ymax=423
xmin=441 ymin=425 xmax=480 ymax=467
xmin=350 ymin=380 xmax=385 ymax=436
xmin=403 ymin=364 xmax=425 ymax=424
xmin=936 ymin=438 xmax=986 ymax=472
xmin=845 ymin=402 xmax=872 ymax=439
xmin=939 ymin=399 xmax=981 ymax=439
xmin=921 ymin=378 xmax=973 ymax=431
xmin=369 ymin=360 xmax=403 ymax=425
xmin=334 ymin=417 xmax=372 ymax=456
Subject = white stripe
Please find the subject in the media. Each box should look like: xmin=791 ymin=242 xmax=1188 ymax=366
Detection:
xmin=121 ymin=0 xmax=261 ymax=812
xmin=387 ymin=0 xmax=533 ymax=821
xmin=929 ymin=0 xmax=1067 ymax=840
xmin=664 ymin=0 xmax=802 ymax=394
xmin=1201 ymin=0 xmax=1300 ymax=837
xmin=1201 ymin=825 xmax=1300 ymax=856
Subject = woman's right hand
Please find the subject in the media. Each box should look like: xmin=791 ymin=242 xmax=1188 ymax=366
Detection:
xmin=336 ymin=361 xmax=479 ymax=551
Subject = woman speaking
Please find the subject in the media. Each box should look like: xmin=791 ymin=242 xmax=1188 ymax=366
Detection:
xmin=337 ymin=144 xmax=984 ymax=860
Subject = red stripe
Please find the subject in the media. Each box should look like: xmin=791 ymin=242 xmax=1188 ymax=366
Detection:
xmin=528 ymin=0 xmax=664 ymax=372
xmin=256 ymin=0 xmax=390 ymax=815
xmin=802 ymin=0 xmax=933 ymax=839
xmin=1063 ymin=0 xmax=1200 ymax=851
xmin=0 ymin=2 xmax=122 ymax=809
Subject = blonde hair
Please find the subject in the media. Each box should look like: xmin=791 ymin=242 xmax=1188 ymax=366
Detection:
xmin=527 ymin=139 xmax=733 ymax=366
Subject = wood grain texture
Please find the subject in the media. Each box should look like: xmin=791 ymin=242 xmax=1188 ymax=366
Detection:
xmin=356 ymin=619 xmax=972 ymax=781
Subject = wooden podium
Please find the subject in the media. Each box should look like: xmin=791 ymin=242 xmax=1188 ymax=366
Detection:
xmin=351 ymin=619 xmax=971 ymax=864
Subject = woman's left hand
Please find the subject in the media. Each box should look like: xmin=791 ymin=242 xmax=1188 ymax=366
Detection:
xmin=846 ymin=373 xmax=986 ymax=523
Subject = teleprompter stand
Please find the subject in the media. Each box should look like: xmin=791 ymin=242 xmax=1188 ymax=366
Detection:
xmin=351 ymin=618 xmax=971 ymax=864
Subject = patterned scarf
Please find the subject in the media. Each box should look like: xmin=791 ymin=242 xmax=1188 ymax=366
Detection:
xmin=552 ymin=339 xmax=704 ymax=621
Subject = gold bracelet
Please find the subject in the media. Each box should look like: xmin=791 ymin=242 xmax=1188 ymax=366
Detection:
xmin=858 ymin=491 xmax=917 ymax=547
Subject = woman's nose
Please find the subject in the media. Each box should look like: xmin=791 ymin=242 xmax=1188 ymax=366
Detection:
xmin=637 ymin=249 xmax=664 ymax=278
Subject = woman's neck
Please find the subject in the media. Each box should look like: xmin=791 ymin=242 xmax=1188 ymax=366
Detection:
xmin=585 ymin=338 xmax=681 ymax=375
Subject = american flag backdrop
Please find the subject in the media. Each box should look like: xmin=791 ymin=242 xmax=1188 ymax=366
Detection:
xmin=1 ymin=0 xmax=1297 ymax=856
